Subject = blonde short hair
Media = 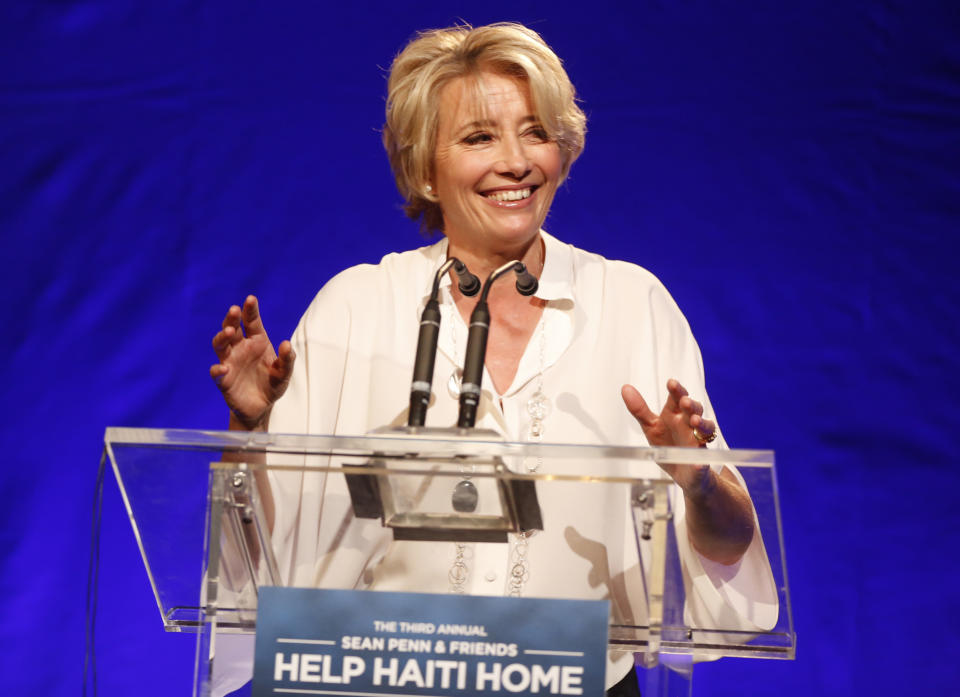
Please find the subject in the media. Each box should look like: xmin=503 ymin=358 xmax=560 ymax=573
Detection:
xmin=383 ymin=22 xmax=587 ymax=233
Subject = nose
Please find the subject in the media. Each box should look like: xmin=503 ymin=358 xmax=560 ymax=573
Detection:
xmin=495 ymin=135 xmax=532 ymax=180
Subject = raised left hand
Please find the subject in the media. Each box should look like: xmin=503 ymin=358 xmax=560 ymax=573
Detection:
xmin=621 ymin=378 xmax=716 ymax=447
xmin=621 ymin=379 xmax=754 ymax=563
xmin=621 ymin=378 xmax=716 ymax=493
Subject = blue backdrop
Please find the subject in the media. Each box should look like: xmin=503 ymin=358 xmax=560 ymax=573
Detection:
xmin=2 ymin=1 xmax=958 ymax=695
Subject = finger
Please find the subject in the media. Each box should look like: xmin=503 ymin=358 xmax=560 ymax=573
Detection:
xmin=691 ymin=413 xmax=717 ymax=438
xmin=689 ymin=414 xmax=717 ymax=448
xmin=678 ymin=395 xmax=704 ymax=418
xmin=212 ymin=325 xmax=241 ymax=348
xmin=621 ymin=384 xmax=658 ymax=428
xmin=209 ymin=363 xmax=230 ymax=388
xmin=664 ymin=378 xmax=688 ymax=413
xmin=242 ymin=295 xmax=266 ymax=336
xmin=211 ymin=326 xmax=241 ymax=360
xmin=222 ymin=304 xmax=242 ymax=332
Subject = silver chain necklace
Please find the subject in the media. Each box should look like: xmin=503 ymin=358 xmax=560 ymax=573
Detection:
xmin=447 ymin=295 xmax=469 ymax=594
xmin=446 ymin=290 xmax=550 ymax=596
xmin=508 ymin=316 xmax=548 ymax=597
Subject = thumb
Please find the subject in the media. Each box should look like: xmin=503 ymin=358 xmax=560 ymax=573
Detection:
xmin=269 ymin=340 xmax=297 ymax=388
xmin=621 ymin=384 xmax=658 ymax=428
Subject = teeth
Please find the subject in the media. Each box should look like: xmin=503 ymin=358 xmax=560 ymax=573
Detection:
xmin=486 ymin=187 xmax=532 ymax=202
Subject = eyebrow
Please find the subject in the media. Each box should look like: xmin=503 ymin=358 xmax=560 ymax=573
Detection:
xmin=456 ymin=115 xmax=540 ymax=132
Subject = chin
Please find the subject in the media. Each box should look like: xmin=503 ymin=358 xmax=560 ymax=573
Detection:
xmin=488 ymin=226 xmax=542 ymax=251
xmin=488 ymin=215 xmax=544 ymax=241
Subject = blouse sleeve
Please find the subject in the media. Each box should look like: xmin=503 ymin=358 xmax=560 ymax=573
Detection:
xmin=266 ymin=270 xmax=391 ymax=589
xmin=647 ymin=278 xmax=780 ymax=633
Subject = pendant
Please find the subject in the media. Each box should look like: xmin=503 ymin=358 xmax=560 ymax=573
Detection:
xmin=526 ymin=389 xmax=551 ymax=420
xmin=452 ymin=479 xmax=478 ymax=513
xmin=447 ymin=367 xmax=463 ymax=399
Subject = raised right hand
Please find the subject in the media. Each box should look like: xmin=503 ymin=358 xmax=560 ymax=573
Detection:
xmin=210 ymin=295 xmax=295 ymax=430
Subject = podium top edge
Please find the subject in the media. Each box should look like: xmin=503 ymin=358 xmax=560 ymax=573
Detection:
xmin=103 ymin=427 xmax=775 ymax=466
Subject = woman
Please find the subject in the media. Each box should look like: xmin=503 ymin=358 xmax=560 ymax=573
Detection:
xmin=211 ymin=22 xmax=774 ymax=696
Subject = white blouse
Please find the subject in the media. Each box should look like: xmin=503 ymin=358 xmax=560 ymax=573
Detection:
xmin=233 ymin=231 xmax=778 ymax=692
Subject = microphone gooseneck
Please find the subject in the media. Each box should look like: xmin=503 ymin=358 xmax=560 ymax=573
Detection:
xmin=408 ymin=258 xmax=480 ymax=427
xmin=457 ymin=260 xmax=540 ymax=429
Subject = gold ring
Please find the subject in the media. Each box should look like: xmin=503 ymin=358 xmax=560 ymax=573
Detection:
xmin=693 ymin=425 xmax=717 ymax=445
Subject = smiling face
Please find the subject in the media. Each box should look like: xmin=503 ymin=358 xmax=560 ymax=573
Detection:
xmin=432 ymin=70 xmax=563 ymax=259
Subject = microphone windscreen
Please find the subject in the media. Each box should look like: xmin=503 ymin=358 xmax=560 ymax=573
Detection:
xmin=459 ymin=274 xmax=481 ymax=296
xmin=514 ymin=265 xmax=538 ymax=296
xmin=453 ymin=260 xmax=481 ymax=296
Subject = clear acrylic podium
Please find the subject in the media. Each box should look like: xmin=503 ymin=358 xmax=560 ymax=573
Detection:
xmin=104 ymin=426 xmax=795 ymax=697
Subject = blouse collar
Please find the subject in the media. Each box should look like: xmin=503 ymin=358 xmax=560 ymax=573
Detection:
xmin=420 ymin=229 xmax=575 ymax=306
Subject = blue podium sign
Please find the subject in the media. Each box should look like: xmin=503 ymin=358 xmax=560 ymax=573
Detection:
xmin=252 ymin=587 xmax=609 ymax=697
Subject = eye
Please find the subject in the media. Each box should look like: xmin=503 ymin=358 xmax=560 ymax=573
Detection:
xmin=462 ymin=131 xmax=493 ymax=145
xmin=523 ymin=125 xmax=550 ymax=142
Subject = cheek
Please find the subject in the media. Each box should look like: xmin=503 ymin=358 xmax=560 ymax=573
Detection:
xmin=449 ymin=156 xmax=487 ymax=188
xmin=438 ymin=157 xmax=475 ymax=190
xmin=539 ymin=146 xmax=563 ymax=183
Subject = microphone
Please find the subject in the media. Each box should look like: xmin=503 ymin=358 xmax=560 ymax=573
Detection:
xmin=513 ymin=263 xmax=538 ymax=296
xmin=457 ymin=260 xmax=539 ymax=429
xmin=408 ymin=258 xmax=480 ymax=427
xmin=453 ymin=260 xmax=482 ymax=296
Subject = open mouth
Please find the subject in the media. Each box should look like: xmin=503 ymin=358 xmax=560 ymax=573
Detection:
xmin=482 ymin=186 xmax=537 ymax=203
